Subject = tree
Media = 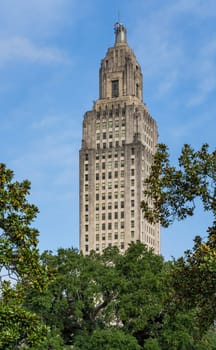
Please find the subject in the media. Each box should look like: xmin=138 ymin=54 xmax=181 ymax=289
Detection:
xmin=73 ymin=328 xmax=141 ymax=350
xmin=24 ymin=243 xmax=168 ymax=348
xmin=0 ymin=163 xmax=52 ymax=349
xmin=141 ymin=143 xmax=216 ymax=335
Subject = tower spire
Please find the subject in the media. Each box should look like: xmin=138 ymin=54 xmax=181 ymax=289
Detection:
xmin=114 ymin=22 xmax=127 ymax=45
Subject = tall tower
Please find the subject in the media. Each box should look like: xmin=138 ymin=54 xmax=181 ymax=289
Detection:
xmin=80 ymin=23 xmax=160 ymax=255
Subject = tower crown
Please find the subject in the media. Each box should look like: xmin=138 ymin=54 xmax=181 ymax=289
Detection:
xmin=99 ymin=23 xmax=143 ymax=102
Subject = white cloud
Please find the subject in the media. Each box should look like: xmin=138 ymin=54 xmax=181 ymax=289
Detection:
xmin=131 ymin=0 xmax=216 ymax=105
xmin=0 ymin=36 xmax=69 ymax=66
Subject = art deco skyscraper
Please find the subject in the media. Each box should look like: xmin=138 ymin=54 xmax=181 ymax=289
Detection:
xmin=80 ymin=23 xmax=160 ymax=255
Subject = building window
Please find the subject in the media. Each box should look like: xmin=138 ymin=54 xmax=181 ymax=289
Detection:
xmin=114 ymin=212 xmax=118 ymax=219
xmin=96 ymin=174 xmax=99 ymax=180
xmin=131 ymin=231 xmax=134 ymax=238
xmin=102 ymin=172 xmax=106 ymax=180
xmin=114 ymin=233 xmax=118 ymax=240
xmin=102 ymin=213 xmax=106 ymax=220
xmin=120 ymin=242 xmax=124 ymax=250
xmin=102 ymin=223 xmax=106 ymax=231
xmin=96 ymin=193 xmax=99 ymax=201
xmin=114 ymin=222 xmax=118 ymax=229
xmin=96 ymin=214 xmax=99 ymax=221
xmin=85 ymin=235 xmax=88 ymax=242
xmin=108 ymin=223 xmax=112 ymax=230
xmin=85 ymin=225 xmax=88 ymax=232
xmin=96 ymin=224 xmax=99 ymax=231
xmin=96 ymin=234 xmax=99 ymax=241
xmin=108 ymin=213 xmax=112 ymax=220
xmin=136 ymin=83 xmax=139 ymax=98
xmin=112 ymin=80 xmax=119 ymax=97
xmin=85 ymin=205 xmax=88 ymax=212
xmin=96 ymin=244 xmax=99 ymax=251
xmin=131 ymin=221 xmax=135 ymax=228
xmin=85 ymin=245 xmax=89 ymax=252
xmin=121 ymin=222 xmax=124 ymax=229
xmin=121 ymin=211 xmax=124 ymax=219
xmin=85 ymin=174 xmax=88 ymax=181
xmin=85 ymin=154 xmax=88 ymax=161
xmin=108 ymin=233 xmax=112 ymax=240
xmin=131 ymin=169 xmax=135 ymax=176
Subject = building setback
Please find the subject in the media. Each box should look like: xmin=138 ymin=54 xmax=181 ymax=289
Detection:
xmin=80 ymin=23 xmax=160 ymax=255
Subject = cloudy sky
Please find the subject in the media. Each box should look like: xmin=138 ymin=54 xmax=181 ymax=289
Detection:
xmin=1 ymin=0 xmax=215 ymax=260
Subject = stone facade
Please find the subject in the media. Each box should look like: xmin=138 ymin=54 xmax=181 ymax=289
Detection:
xmin=80 ymin=23 xmax=160 ymax=255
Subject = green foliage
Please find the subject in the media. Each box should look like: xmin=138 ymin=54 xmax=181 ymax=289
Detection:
xmin=0 ymin=163 xmax=51 ymax=348
xmin=141 ymin=143 xmax=216 ymax=337
xmin=73 ymin=328 xmax=141 ymax=350
xmin=142 ymin=143 xmax=216 ymax=228
xmin=24 ymin=243 xmax=166 ymax=348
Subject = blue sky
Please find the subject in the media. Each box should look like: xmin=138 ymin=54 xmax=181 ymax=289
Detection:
xmin=1 ymin=0 xmax=215 ymax=260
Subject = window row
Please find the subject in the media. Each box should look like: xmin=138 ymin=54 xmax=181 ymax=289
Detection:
xmin=96 ymin=140 xmax=125 ymax=149
xmin=85 ymin=200 xmax=135 ymax=212
xmin=95 ymin=181 xmax=124 ymax=191
xmin=95 ymin=242 xmax=125 ymax=251
xmin=95 ymin=160 xmax=124 ymax=170
xmin=95 ymin=171 xmax=124 ymax=180
xmin=95 ymin=192 xmax=124 ymax=201
xmin=96 ymin=232 xmax=125 ymax=241
xmin=85 ymin=211 xmax=134 ymax=222
xmin=96 ymin=151 xmax=125 ymax=160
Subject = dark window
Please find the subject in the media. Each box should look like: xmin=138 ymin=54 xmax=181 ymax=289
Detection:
xmin=136 ymin=83 xmax=139 ymax=98
xmin=112 ymin=80 xmax=119 ymax=97
xmin=102 ymin=223 xmax=106 ymax=230
xmin=108 ymin=223 xmax=112 ymax=230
